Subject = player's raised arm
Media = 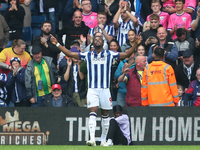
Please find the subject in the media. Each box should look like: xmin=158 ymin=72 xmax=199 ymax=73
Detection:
xmin=119 ymin=33 xmax=142 ymax=59
xmin=50 ymin=34 xmax=80 ymax=60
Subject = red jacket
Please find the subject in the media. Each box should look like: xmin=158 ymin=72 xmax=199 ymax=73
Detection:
xmin=125 ymin=68 xmax=142 ymax=106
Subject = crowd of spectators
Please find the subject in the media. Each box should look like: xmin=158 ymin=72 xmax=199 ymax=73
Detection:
xmin=0 ymin=0 xmax=200 ymax=107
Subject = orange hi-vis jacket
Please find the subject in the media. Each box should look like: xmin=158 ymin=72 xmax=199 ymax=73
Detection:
xmin=141 ymin=61 xmax=179 ymax=106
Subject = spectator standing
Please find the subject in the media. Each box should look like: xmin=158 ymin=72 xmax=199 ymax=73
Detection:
xmin=118 ymin=56 xmax=146 ymax=106
xmin=4 ymin=0 xmax=25 ymax=40
xmin=81 ymin=0 xmax=98 ymax=28
xmin=174 ymin=28 xmax=195 ymax=63
xmin=25 ymin=46 xmax=58 ymax=107
xmin=167 ymin=0 xmax=192 ymax=40
xmin=58 ymin=10 xmax=89 ymax=50
xmin=63 ymin=0 xmax=97 ymax=25
xmin=148 ymin=27 xmax=178 ymax=69
xmin=175 ymin=50 xmax=200 ymax=90
xmin=35 ymin=0 xmax=57 ymax=33
xmin=33 ymin=21 xmax=61 ymax=66
xmin=165 ymin=0 xmax=196 ymax=14
xmin=63 ymin=48 xmax=86 ymax=107
xmin=6 ymin=57 xmax=31 ymax=107
xmin=141 ymin=47 xmax=179 ymax=106
xmin=88 ymin=11 xmax=115 ymax=50
xmin=98 ymin=0 xmax=119 ymax=25
xmin=0 ymin=2 xmax=9 ymax=52
xmin=113 ymin=0 xmax=138 ymax=47
xmin=42 ymin=84 xmax=74 ymax=107
xmin=146 ymin=0 xmax=169 ymax=30
xmin=19 ymin=0 xmax=32 ymax=27
xmin=141 ymin=14 xmax=172 ymax=56
xmin=114 ymin=48 xmax=135 ymax=107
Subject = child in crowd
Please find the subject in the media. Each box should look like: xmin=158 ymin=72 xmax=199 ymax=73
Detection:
xmin=178 ymin=85 xmax=185 ymax=106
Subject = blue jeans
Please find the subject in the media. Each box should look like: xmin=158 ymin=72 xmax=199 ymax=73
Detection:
xmin=31 ymin=95 xmax=46 ymax=107
xmin=117 ymin=93 xmax=126 ymax=107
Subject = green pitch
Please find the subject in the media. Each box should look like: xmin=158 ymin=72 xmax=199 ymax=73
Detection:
xmin=0 ymin=145 xmax=200 ymax=150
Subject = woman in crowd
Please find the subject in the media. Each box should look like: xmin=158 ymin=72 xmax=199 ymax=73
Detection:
xmin=0 ymin=39 xmax=31 ymax=75
xmin=4 ymin=0 xmax=25 ymax=40
xmin=143 ymin=21 xmax=150 ymax=32
xmin=121 ymin=29 xmax=137 ymax=52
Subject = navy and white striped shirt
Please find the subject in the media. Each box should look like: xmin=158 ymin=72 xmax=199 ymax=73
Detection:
xmin=88 ymin=25 xmax=115 ymax=44
xmin=117 ymin=19 xmax=135 ymax=47
xmin=79 ymin=50 xmax=120 ymax=89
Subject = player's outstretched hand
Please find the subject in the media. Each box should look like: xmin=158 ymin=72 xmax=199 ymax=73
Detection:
xmin=50 ymin=34 xmax=58 ymax=45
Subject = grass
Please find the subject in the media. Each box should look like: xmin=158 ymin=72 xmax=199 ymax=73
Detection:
xmin=0 ymin=145 xmax=200 ymax=150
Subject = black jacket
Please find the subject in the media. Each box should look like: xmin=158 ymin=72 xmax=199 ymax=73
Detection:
xmin=36 ymin=0 xmax=57 ymax=9
xmin=63 ymin=63 xmax=87 ymax=100
xmin=141 ymin=27 xmax=172 ymax=55
xmin=33 ymin=33 xmax=61 ymax=66
xmin=58 ymin=21 xmax=90 ymax=49
xmin=4 ymin=3 xmax=25 ymax=30
xmin=175 ymin=59 xmax=200 ymax=89
xmin=42 ymin=93 xmax=74 ymax=107
xmin=98 ymin=0 xmax=119 ymax=25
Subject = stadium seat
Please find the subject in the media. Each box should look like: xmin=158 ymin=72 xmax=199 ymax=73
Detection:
xmin=30 ymin=1 xmax=37 ymax=15
xmin=6 ymin=41 xmax=12 ymax=48
xmin=0 ymin=3 xmax=8 ymax=12
xmin=23 ymin=26 xmax=32 ymax=42
xmin=31 ymin=15 xmax=46 ymax=38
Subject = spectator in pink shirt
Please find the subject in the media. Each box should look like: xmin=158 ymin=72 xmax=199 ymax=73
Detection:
xmin=81 ymin=0 xmax=98 ymax=28
xmin=147 ymin=0 xmax=170 ymax=29
xmin=167 ymin=0 xmax=192 ymax=40
xmin=165 ymin=0 xmax=196 ymax=14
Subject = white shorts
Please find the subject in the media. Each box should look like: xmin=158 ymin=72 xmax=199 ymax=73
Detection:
xmin=87 ymin=88 xmax=112 ymax=110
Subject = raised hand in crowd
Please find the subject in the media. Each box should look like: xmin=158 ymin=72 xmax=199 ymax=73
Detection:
xmin=73 ymin=0 xmax=81 ymax=9
xmin=122 ymin=63 xmax=130 ymax=76
xmin=145 ymin=36 xmax=158 ymax=46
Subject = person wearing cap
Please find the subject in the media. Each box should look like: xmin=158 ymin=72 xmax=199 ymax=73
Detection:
xmin=0 ymin=73 xmax=8 ymax=104
xmin=175 ymin=50 xmax=200 ymax=92
xmin=25 ymin=45 xmax=58 ymax=107
xmin=104 ymin=105 xmax=131 ymax=146
xmin=33 ymin=20 xmax=61 ymax=66
xmin=63 ymin=47 xmax=86 ymax=107
xmin=6 ymin=57 xmax=31 ymax=107
xmin=0 ymin=2 xmax=9 ymax=52
xmin=57 ymin=10 xmax=89 ymax=50
xmin=42 ymin=84 xmax=74 ymax=107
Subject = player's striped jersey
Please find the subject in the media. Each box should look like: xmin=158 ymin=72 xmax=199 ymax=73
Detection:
xmin=79 ymin=50 xmax=120 ymax=89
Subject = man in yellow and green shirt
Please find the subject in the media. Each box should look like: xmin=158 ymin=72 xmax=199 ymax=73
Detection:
xmin=25 ymin=46 xmax=58 ymax=107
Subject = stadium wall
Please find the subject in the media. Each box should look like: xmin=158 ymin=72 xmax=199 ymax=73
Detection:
xmin=0 ymin=107 xmax=200 ymax=145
